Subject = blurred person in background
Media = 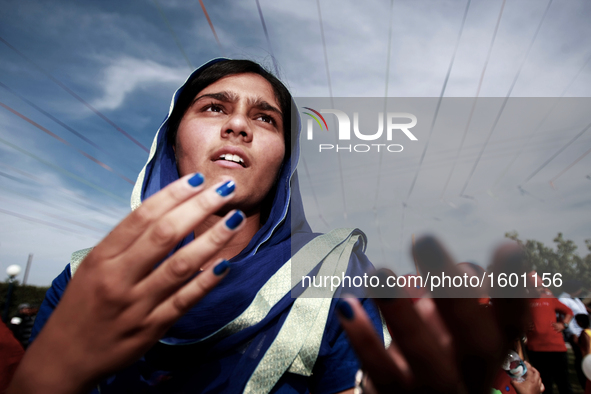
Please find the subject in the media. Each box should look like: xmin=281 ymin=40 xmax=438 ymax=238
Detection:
xmin=8 ymin=303 xmax=38 ymax=349
xmin=526 ymin=272 xmax=573 ymax=394
xmin=559 ymin=279 xmax=590 ymax=390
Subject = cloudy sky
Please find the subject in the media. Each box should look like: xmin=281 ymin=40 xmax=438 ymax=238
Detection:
xmin=0 ymin=0 xmax=590 ymax=285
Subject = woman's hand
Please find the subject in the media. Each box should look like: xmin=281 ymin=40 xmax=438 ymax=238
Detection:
xmin=337 ymin=236 xmax=529 ymax=394
xmin=8 ymin=174 xmax=245 ymax=394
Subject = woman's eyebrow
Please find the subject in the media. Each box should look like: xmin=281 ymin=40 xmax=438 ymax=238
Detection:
xmin=192 ymin=91 xmax=238 ymax=105
xmin=248 ymin=97 xmax=282 ymax=116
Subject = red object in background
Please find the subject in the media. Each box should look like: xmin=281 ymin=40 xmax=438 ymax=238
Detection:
xmin=493 ymin=368 xmax=517 ymax=394
xmin=0 ymin=320 xmax=25 ymax=392
xmin=527 ymin=297 xmax=573 ymax=352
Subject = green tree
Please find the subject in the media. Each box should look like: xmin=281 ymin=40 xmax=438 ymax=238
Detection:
xmin=0 ymin=281 xmax=49 ymax=320
xmin=505 ymin=232 xmax=591 ymax=294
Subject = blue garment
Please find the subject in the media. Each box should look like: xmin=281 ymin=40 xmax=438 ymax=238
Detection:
xmin=31 ymin=59 xmax=383 ymax=393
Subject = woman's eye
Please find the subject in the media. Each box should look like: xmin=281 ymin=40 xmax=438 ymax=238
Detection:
xmin=204 ymin=104 xmax=223 ymax=113
xmin=257 ymin=115 xmax=275 ymax=125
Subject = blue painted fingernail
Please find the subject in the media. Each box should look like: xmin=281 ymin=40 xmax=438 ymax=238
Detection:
xmin=225 ymin=210 xmax=244 ymax=230
xmin=188 ymin=173 xmax=204 ymax=187
xmin=336 ymin=300 xmax=354 ymax=320
xmin=216 ymin=180 xmax=235 ymax=197
xmin=213 ymin=259 xmax=230 ymax=276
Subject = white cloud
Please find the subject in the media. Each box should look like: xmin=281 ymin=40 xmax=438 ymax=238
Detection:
xmin=92 ymin=57 xmax=187 ymax=111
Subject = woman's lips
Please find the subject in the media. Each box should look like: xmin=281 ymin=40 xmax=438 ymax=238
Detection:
xmin=214 ymin=158 xmax=245 ymax=169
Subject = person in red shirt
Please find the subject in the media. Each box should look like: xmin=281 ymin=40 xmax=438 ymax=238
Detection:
xmin=527 ymin=272 xmax=574 ymax=394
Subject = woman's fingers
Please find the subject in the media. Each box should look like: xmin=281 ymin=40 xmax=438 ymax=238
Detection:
xmin=339 ymin=236 xmax=531 ymax=394
xmin=371 ymin=271 xmax=459 ymax=391
xmin=412 ymin=236 xmax=503 ymax=393
xmin=412 ymin=237 xmax=492 ymax=342
xmin=413 ymin=297 xmax=452 ymax=349
xmin=116 ymin=179 xmax=237 ymax=283
xmin=137 ymin=209 xmax=245 ymax=306
xmin=95 ymin=173 xmax=207 ymax=259
xmin=149 ymin=259 xmax=231 ymax=326
xmin=337 ymin=298 xmax=408 ymax=392
xmin=488 ymin=244 xmax=529 ymax=348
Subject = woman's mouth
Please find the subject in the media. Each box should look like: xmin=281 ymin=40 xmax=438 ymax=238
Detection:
xmin=217 ymin=153 xmax=246 ymax=167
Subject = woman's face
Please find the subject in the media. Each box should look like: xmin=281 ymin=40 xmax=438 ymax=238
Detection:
xmin=175 ymin=73 xmax=286 ymax=215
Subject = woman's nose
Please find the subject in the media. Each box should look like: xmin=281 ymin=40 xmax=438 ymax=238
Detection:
xmin=221 ymin=113 xmax=253 ymax=143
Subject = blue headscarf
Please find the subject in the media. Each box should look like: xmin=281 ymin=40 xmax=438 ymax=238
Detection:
xmin=133 ymin=57 xmax=313 ymax=338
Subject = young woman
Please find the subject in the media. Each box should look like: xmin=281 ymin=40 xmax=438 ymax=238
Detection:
xmin=10 ymin=59 xmax=384 ymax=393
xmin=8 ymin=58 xmax=529 ymax=394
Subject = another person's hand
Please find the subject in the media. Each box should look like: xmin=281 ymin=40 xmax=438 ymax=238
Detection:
xmin=337 ymin=236 xmax=529 ymax=394
xmin=7 ymin=174 xmax=244 ymax=394
xmin=551 ymin=322 xmax=566 ymax=332
xmin=512 ymin=361 xmax=545 ymax=394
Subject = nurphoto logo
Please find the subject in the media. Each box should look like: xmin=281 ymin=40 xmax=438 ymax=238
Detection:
xmin=302 ymin=107 xmax=418 ymax=153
